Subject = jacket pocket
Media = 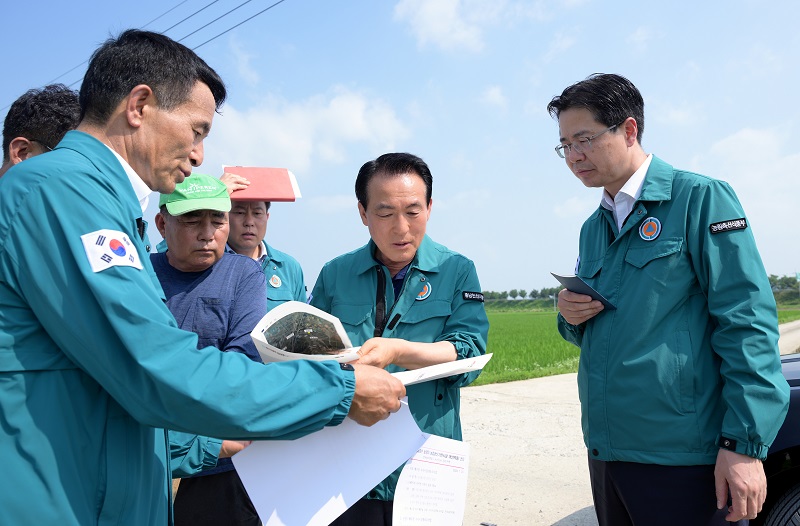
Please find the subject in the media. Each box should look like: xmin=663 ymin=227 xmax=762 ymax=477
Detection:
xmin=576 ymin=257 xmax=603 ymax=280
xmin=398 ymin=300 xmax=452 ymax=323
xmin=391 ymin=300 xmax=452 ymax=341
xmin=624 ymin=237 xmax=685 ymax=288
xmin=335 ymin=304 xmax=373 ymax=327
xmin=267 ymin=287 xmax=296 ymax=304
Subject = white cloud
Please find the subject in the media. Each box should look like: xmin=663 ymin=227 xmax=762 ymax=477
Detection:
xmin=203 ymin=87 xmax=410 ymax=176
xmin=229 ymin=37 xmax=260 ymax=87
xmin=649 ymin=95 xmax=704 ymax=127
xmin=394 ymin=0 xmax=485 ymax=52
xmin=480 ymin=85 xmax=507 ymax=109
xmin=393 ymin=0 xmax=560 ymax=52
xmin=541 ymin=31 xmax=576 ymax=63
xmin=691 ymin=127 xmax=800 ymax=277
xmin=625 ymin=26 xmax=654 ymax=54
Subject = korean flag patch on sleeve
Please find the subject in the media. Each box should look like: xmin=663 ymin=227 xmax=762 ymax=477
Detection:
xmin=81 ymin=229 xmax=143 ymax=272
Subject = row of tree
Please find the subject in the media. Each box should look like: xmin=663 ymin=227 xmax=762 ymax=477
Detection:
xmin=483 ymin=274 xmax=800 ymax=302
xmin=482 ymin=287 xmax=563 ymax=301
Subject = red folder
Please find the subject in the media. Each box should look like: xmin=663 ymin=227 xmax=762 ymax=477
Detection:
xmin=223 ymin=166 xmax=302 ymax=202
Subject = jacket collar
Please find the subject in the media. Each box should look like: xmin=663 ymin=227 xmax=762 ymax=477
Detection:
xmin=351 ymin=235 xmax=442 ymax=276
xmin=57 ymin=130 xmax=142 ymax=220
xmin=637 ymin=155 xmax=673 ymax=202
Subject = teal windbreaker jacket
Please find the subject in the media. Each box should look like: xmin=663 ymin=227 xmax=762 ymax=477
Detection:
xmin=558 ymin=156 xmax=789 ymax=465
xmin=0 ymin=131 xmax=356 ymax=525
xmin=311 ymin=236 xmax=489 ymax=500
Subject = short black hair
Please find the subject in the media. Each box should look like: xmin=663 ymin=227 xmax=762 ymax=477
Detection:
xmin=355 ymin=152 xmax=433 ymax=207
xmin=3 ymin=84 xmax=80 ymax=162
xmin=80 ymin=29 xmax=226 ymax=124
xmin=547 ymin=73 xmax=645 ymax=144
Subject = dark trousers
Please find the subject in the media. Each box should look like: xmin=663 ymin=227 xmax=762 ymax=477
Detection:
xmin=329 ymin=498 xmax=393 ymax=526
xmin=173 ymin=470 xmax=261 ymax=526
xmin=588 ymin=455 xmax=748 ymax=526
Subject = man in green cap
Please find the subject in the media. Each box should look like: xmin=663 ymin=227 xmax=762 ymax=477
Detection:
xmin=152 ymin=173 xmax=266 ymax=525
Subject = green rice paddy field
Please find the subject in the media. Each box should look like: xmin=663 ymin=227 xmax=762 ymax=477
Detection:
xmin=472 ymin=308 xmax=800 ymax=387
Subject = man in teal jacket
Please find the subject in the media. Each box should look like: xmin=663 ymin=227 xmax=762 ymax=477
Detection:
xmin=549 ymin=73 xmax=789 ymax=526
xmin=311 ymin=152 xmax=489 ymax=525
xmin=225 ymin=198 xmax=307 ymax=309
xmin=0 ymin=29 xmax=404 ymax=526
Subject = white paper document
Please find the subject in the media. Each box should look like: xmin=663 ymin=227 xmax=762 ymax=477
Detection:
xmin=393 ymin=435 xmax=470 ymax=525
xmin=233 ymin=401 xmax=473 ymax=526
xmin=233 ymin=399 xmax=427 ymax=526
xmin=392 ymin=353 xmax=492 ymax=386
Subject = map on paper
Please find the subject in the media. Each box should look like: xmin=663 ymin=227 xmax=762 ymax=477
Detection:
xmin=250 ymin=301 xmax=360 ymax=363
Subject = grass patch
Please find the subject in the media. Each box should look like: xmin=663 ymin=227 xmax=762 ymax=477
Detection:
xmin=471 ymin=311 xmax=579 ymax=386
xmin=778 ymin=308 xmax=800 ymax=324
xmin=469 ymin=306 xmax=800 ymax=387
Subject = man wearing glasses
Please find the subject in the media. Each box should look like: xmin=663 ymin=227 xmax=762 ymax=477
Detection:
xmin=0 ymin=84 xmax=80 ymax=178
xmin=548 ymin=73 xmax=788 ymax=526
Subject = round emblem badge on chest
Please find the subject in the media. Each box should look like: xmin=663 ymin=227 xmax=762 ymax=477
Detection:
xmin=639 ymin=217 xmax=662 ymax=241
xmin=269 ymin=275 xmax=282 ymax=288
xmin=416 ymin=281 xmax=432 ymax=301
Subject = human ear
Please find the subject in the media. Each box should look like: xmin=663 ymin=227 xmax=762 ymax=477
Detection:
xmin=154 ymin=211 xmax=168 ymax=238
xmin=125 ymin=85 xmax=155 ymax=129
xmin=8 ymin=137 xmax=35 ymax=164
xmin=358 ymin=202 xmax=368 ymax=226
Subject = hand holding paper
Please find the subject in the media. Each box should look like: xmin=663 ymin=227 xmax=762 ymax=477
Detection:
xmin=219 ymin=171 xmax=250 ymax=194
xmin=349 ymin=364 xmax=406 ymax=426
xmin=353 ymin=337 xmax=461 ymax=371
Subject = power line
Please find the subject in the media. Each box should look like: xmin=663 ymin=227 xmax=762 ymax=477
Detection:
xmin=2 ymin=0 xmax=291 ymax=111
xmin=178 ymin=0 xmax=258 ymax=43
xmin=142 ymin=0 xmax=191 ymax=30
xmin=41 ymin=0 xmax=191 ymax=87
xmin=193 ymin=0 xmax=287 ymax=49
xmin=162 ymin=0 xmax=221 ymax=33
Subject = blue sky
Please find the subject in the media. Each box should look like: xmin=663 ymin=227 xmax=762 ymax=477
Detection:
xmin=3 ymin=0 xmax=799 ymax=292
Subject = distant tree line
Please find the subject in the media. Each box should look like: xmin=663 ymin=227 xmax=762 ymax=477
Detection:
xmin=483 ymin=274 xmax=800 ymax=303
xmin=770 ymin=274 xmax=800 ymax=304
xmin=482 ymin=287 xmax=563 ymax=301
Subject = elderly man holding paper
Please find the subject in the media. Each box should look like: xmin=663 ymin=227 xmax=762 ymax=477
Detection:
xmin=310 ymin=152 xmax=489 ymax=526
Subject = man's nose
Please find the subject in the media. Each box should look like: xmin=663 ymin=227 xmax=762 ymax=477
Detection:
xmin=190 ymin=142 xmax=204 ymax=167
xmin=393 ymin=215 xmax=410 ymax=233
xmin=566 ymin=145 xmax=585 ymax=163
xmin=198 ymin=220 xmax=215 ymax=241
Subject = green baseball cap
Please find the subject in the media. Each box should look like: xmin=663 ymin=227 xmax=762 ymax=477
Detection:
xmin=159 ymin=173 xmax=231 ymax=215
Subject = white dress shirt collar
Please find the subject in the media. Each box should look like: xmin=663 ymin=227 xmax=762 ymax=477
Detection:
xmin=601 ymin=154 xmax=653 ymax=230
xmin=104 ymin=146 xmax=151 ymax=214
